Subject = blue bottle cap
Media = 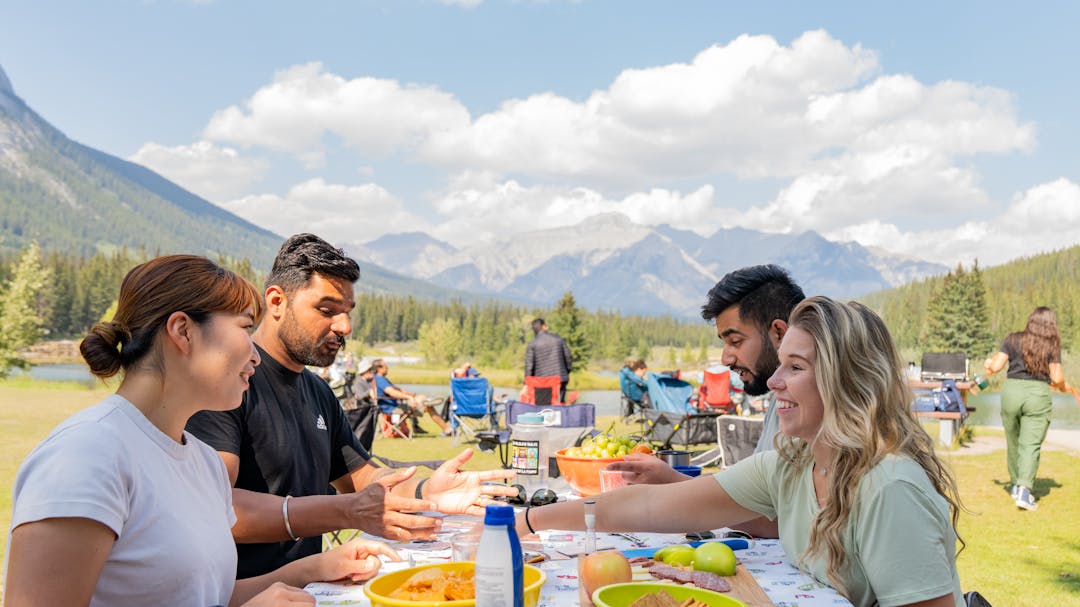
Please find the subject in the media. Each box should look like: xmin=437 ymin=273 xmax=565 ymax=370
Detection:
xmin=484 ymin=503 xmax=516 ymax=525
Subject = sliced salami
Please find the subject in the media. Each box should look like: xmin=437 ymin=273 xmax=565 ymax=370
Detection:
xmin=690 ymin=570 xmax=732 ymax=592
xmin=647 ymin=564 xmax=694 ymax=584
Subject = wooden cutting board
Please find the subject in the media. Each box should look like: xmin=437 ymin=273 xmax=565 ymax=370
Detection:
xmin=630 ymin=564 xmax=773 ymax=607
xmin=725 ymin=564 xmax=774 ymax=607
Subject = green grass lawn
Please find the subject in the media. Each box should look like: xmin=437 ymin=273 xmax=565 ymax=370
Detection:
xmin=2 ymin=380 xmax=1078 ymax=605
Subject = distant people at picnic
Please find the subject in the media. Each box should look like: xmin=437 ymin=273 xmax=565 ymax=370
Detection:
xmin=519 ymin=296 xmax=966 ymax=607
xmin=618 ymin=357 xmax=651 ymax=414
xmin=524 ymin=317 xmax=572 ymax=402
xmin=343 ymin=357 xmax=380 ymax=452
xmin=983 ymin=305 xmax=1072 ymax=511
xmin=453 ymin=361 xmax=481 ymax=378
xmin=5 ymin=255 xmax=398 ymax=607
xmin=373 ymin=358 xmax=452 ymax=436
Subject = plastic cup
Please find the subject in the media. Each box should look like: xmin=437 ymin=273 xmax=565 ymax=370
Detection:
xmin=450 ymin=531 xmax=482 ymax=561
xmin=599 ymin=468 xmax=627 ymax=493
xmin=451 ymin=531 xmax=548 ymax=563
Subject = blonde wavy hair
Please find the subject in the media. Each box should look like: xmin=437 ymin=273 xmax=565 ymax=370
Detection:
xmin=774 ymin=296 xmax=963 ymax=595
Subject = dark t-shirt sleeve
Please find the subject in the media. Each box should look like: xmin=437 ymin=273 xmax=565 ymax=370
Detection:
xmin=187 ymin=406 xmax=245 ymax=455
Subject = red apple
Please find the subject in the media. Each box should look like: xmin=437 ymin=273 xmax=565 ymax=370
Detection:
xmin=579 ymin=550 xmax=633 ymax=596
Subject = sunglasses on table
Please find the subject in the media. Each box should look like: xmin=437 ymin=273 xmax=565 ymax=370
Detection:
xmin=500 ymin=484 xmax=559 ymax=506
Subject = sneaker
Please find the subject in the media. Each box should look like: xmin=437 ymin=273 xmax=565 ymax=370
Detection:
xmin=441 ymin=428 xmax=453 ymax=437
xmin=412 ymin=425 xmax=430 ymax=435
xmin=1010 ymin=484 xmax=1020 ymax=500
xmin=1015 ymin=486 xmax=1037 ymax=511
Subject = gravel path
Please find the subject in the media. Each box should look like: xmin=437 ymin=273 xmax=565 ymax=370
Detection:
xmin=948 ymin=427 xmax=1080 ymax=456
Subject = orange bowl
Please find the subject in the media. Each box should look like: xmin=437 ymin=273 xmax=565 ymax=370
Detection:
xmin=554 ymin=448 xmax=623 ymax=496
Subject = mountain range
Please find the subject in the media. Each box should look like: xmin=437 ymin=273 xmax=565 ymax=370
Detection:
xmin=0 ymin=63 xmax=947 ymax=316
xmin=352 ymin=213 xmax=947 ymax=317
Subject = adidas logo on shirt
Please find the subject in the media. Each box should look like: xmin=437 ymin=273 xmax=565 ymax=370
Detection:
xmin=316 ymin=415 xmax=327 ymax=430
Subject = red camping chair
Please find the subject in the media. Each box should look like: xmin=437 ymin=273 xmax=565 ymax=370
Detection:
xmin=699 ymin=369 xmax=737 ymax=414
xmin=523 ymin=375 xmax=564 ymax=406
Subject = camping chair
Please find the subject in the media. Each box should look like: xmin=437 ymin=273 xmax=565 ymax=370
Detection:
xmin=698 ymin=369 xmax=737 ymax=414
xmin=618 ymin=370 xmax=650 ymax=424
xmin=449 ymin=377 xmax=502 ymax=446
xmin=377 ymin=398 xmax=416 ymax=440
xmin=523 ymin=375 xmax=563 ymax=405
xmin=642 ymin=373 xmax=720 ymax=450
xmin=713 ymin=414 xmax=763 ymax=468
xmin=506 ymin=400 xmax=596 ymax=493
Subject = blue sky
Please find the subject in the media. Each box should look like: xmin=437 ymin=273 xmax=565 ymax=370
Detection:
xmin=3 ymin=0 xmax=1080 ymax=267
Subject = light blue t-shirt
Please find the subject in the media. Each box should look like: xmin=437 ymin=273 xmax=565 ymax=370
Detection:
xmin=717 ymin=450 xmax=963 ymax=607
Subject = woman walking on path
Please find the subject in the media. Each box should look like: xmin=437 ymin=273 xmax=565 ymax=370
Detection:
xmin=984 ymin=306 xmax=1072 ymax=511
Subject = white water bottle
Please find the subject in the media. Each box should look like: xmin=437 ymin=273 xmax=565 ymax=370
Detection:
xmin=474 ymin=504 xmax=523 ymax=607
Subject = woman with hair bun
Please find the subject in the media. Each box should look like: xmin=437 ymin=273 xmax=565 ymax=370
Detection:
xmin=984 ymin=306 xmax=1071 ymax=511
xmin=5 ymin=255 xmax=398 ymax=607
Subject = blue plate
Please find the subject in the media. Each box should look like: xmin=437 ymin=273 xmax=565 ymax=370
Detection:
xmin=621 ymin=538 xmax=750 ymax=559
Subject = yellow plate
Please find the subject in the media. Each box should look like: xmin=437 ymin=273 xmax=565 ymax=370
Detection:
xmin=365 ymin=561 xmax=546 ymax=607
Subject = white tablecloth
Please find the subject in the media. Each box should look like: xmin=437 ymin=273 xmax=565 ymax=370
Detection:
xmin=306 ymin=518 xmax=853 ymax=607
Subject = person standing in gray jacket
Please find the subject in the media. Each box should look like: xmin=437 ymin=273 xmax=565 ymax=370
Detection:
xmin=524 ymin=318 xmax=572 ymax=402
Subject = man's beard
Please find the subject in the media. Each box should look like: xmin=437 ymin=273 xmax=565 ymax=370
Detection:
xmin=740 ymin=336 xmax=779 ymax=397
xmin=278 ymin=305 xmax=345 ymax=368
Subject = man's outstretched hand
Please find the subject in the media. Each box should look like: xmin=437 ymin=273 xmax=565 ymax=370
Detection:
xmin=425 ymin=449 xmax=518 ymax=516
xmin=347 ymin=467 xmax=442 ymax=541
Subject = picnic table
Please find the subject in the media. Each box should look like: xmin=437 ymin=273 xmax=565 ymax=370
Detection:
xmin=307 ymin=513 xmax=853 ymax=607
xmin=909 ymin=380 xmax=977 ymax=447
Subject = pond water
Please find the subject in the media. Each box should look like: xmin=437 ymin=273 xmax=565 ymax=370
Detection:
xmin=9 ymin=362 xmax=100 ymax=387
xmin=14 ymin=365 xmax=1080 ymax=429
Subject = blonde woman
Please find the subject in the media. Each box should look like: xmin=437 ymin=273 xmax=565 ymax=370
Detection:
xmin=517 ymin=297 xmax=964 ymax=607
xmin=984 ymin=306 xmax=1070 ymax=510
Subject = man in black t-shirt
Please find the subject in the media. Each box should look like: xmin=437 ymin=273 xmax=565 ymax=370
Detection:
xmin=187 ymin=234 xmax=516 ymax=578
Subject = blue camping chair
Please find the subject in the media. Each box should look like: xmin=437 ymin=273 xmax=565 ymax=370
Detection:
xmin=642 ymin=373 xmax=720 ymax=450
xmin=449 ymin=377 xmax=502 ymax=446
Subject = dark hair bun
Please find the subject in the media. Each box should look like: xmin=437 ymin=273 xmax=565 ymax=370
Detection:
xmin=80 ymin=321 xmax=130 ymax=379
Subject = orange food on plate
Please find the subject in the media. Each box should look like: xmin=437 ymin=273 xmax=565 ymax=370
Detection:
xmin=388 ymin=567 xmax=475 ymax=601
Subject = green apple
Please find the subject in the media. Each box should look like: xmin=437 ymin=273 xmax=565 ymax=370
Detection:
xmin=661 ymin=546 xmax=696 ymax=567
xmin=652 ymin=545 xmax=689 ymax=563
xmin=693 ymin=542 xmax=737 ymax=576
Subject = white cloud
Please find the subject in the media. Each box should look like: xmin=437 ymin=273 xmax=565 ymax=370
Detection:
xmin=438 ymin=0 xmax=483 ymax=7
xmin=823 ymin=178 xmax=1080 ymax=266
xmin=422 ymin=30 xmax=1031 ymax=186
xmin=733 ymin=147 xmax=991 ymax=233
xmin=153 ymin=30 xmax=1049 ymax=267
xmin=203 ymin=62 xmax=471 ymax=163
xmin=128 ymin=140 xmax=268 ymax=202
xmin=218 ymin=178 xmax=429 ymax=245
xmin=428 ymin=173 xmax=716 ymax=245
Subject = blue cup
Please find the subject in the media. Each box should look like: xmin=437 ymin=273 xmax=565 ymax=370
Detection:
xmin=673 ymin=465 xmax=702 ymax=477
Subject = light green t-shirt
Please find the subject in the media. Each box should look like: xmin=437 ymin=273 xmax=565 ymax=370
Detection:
xmin=717 ymin=451 xmax=963 ymax=607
